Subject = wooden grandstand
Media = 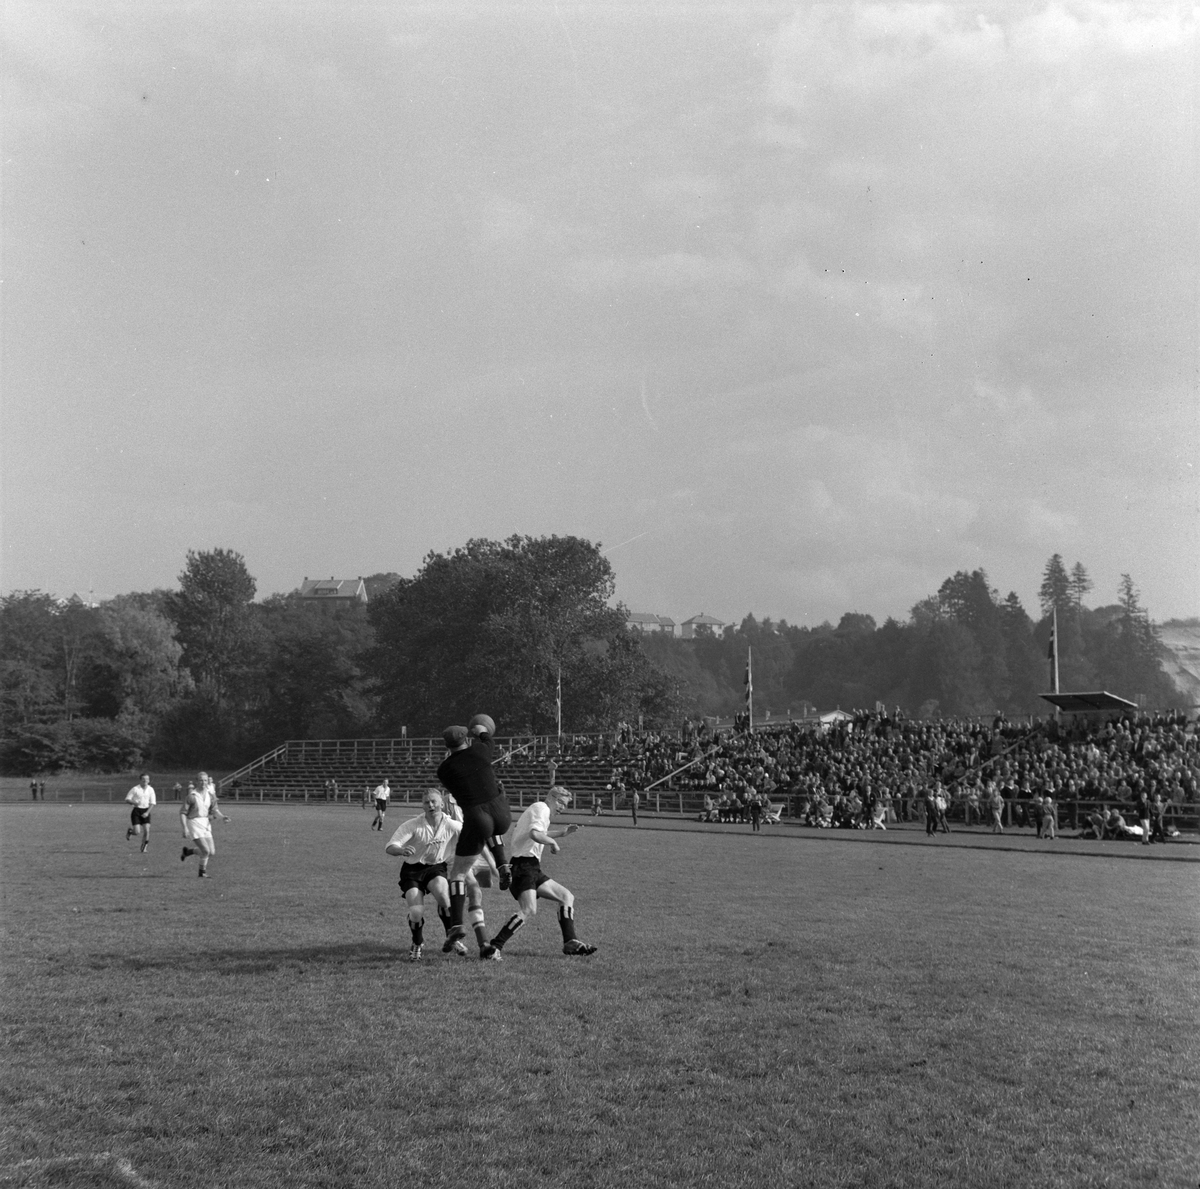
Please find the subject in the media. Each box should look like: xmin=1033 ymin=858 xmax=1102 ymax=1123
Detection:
xmin=218 ymin=735 xmax=677 ymax=813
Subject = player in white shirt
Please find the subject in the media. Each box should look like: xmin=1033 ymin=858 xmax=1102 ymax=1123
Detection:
xmin=180 ymin=772 xmax=230 ymax=878
xmin=385 ymin=789 xmax=463 ymax=960
xmin=370 ymin=778 xmax=392 ymax=831
xmin=484 ymin=786 xmax=597 ymax=960
xmin=125 ymin=773 xmax=156 ymax=853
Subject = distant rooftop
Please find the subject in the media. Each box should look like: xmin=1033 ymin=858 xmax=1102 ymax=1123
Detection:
xmin=299 ymin=577 xmax=368 ymax=603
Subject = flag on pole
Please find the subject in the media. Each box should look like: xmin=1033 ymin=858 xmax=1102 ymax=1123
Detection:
xmin=556 ymin=666 xmax=562 ymax=739
xmin=1046 ymin=615 xmax=1056 ymax=661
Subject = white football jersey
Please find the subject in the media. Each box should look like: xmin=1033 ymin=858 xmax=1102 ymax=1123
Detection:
xmin=387 ymin=814 xmax=462 ymax=865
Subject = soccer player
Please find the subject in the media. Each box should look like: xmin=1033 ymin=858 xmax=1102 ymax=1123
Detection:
xmin=385 ymin=788 xmax=463 ymax=960
xmin=438 ymin=793 xmax=500 ymax=957
xmin=179 ymin=772 xmax=230 ymax=878
xmin=438 ymin=714 xmax=514 ymax=944
xmin=125 ymin=773 xmax=156 ymax=852
xmin=483 ymin=786 xmax=597 ymax=960
xmin=371 ymin=777 xmax=391 ymax=831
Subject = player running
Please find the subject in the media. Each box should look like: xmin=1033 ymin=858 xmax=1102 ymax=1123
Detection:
xmin=385 ymin=788 xmax=463 ymax=960
xmin=179 ymin=772 xmax=230 ymax=878
xmin=437 ymin=714 xmax=514 ymax=946
xmin=370 ymin=778 xmax=391 ymax=831
xmin=483 ymin=786 xmax=597 ymax=960
xmin=125 ymin=773 xmax=156 ymax=853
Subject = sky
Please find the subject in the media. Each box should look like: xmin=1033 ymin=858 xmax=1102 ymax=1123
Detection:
xmin=3 ymin=1 xmax=1196 ymax=627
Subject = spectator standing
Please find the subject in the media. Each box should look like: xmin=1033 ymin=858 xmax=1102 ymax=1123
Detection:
xmin=987 ymin=782 xmax=1005 ymax=834
xmin=935 ymin=784 xmax=951 ymax=834
xmin=1133 ymin=788 xmax=1152 ymax=846
xmin=924 ymin=787 xmax=939 ymax=837
xmin=1149 ymin=794 xmax=1168 ymax=843
xmin=1042 ymin=793 xmax=1058 ymax=840
xmin=630 ymin=789 xmax=639 ymax=826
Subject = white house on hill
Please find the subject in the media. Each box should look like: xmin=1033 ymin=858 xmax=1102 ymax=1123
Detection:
xmin=680 ymin=612 xmax=724 ymax=639
xmin=627 ymin=611 xmax=677 ymax=635
xmin=299 ymin=577 xmax=368 ymax=612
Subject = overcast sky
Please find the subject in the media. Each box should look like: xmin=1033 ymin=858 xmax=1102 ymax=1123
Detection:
xmin=3 ymin=2 xmax=1196 ymax=626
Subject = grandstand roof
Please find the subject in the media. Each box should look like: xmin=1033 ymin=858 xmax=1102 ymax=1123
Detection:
xmin=1040 ymin=691 xmax=1138 ymax=713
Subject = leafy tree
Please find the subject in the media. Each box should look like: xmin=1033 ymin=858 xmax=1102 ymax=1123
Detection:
xmin=0 ymin=592 xmax=62 ymax=727
xmin=0 ymin=592 xmax=107 ymax=726
xmin=86 ymin=598 xmax=191 ymax=720
xmin=370 ymin=535 xmax=676 ymax=735
xmin=998 ymin=593 xmax=1046 ymax=713
xmin=250 ymin=594 xmax=376 ymax=743
xmin=1086 ymin=575 xmax=1181 ymax=707
xmin=166 ymin=549 xmax=260 ymax=709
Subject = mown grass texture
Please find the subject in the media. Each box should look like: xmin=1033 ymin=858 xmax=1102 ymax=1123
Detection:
xmin=1 ymin=804 xmax=1197 ymax=1189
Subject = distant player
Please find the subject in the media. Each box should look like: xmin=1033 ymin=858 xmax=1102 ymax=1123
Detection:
xmin=125 ymin=773 xmax=156 ymax=853
xmin=483 ymin=786 xmax=597 ymax=960
xmin=438 ymin=714 xmax=514 ymax=945
xmin=180 ymin=772 xmax=230 ymax=878
xmin=371 ymin=778 xmax=391 ymax=831
xmin=385 ymin=788 xmax=462 ymax=960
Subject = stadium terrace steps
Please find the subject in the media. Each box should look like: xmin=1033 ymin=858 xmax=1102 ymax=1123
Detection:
xmin=221 ymin=741 xmax=624 ymax=808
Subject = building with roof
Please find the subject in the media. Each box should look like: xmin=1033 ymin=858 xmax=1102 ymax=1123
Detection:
xmin=680 ymin=612 xmax=725 ymax=639
xmin=299 ymin=577 xmax=368 ymax=613
xmin=626 ymin=611 xmax=677 ymax=636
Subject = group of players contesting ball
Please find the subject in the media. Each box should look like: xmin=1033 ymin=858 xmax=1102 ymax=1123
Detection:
xmin=382 ymin=713 xmax=597 ymax=962
xmin=123 ymin=713 xmax=597 ymax=962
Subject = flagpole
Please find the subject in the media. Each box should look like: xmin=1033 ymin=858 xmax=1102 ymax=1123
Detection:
xmin=1049 ymin=607 xmax=1060 ymax=722
xmin=746 ymin=647 xmax=754 ymax=733
xmin=556 ymin=666 xmax=562 ymax=742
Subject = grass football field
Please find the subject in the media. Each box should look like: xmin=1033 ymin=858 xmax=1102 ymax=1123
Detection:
xmin=1 ymin=803 xmax=1197 ymax=1189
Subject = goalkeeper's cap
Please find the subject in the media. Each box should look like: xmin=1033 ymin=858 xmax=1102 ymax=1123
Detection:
xmin=443 ymin=725 xmax=469 ymax=748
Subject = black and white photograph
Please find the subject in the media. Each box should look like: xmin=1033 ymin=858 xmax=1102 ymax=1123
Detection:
xmin=2 ymin=3 xmax=1197 ymax=1186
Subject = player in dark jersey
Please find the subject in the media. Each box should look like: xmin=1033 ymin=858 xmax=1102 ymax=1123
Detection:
xmin=437 ymin=713 xmax=513 ymax=946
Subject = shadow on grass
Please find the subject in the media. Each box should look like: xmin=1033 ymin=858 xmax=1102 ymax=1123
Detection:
xmin=117 ymin=940 xmax=399 ymax=976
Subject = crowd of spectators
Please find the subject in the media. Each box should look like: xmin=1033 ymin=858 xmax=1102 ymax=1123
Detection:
xmin=596 ymin=708 xmax=1198 ymax=835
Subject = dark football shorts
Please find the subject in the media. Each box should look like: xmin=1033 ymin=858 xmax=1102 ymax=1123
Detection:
xmin=509 ymin=855 xmax=550 ymax=899
xmin=130 ymin=807 xmax=151 ymax=826
xmin=454 ymin=795 xmax=513 ymax=857
xmin=375 ymin=798 xmax=389 ymax=813
xmin=399 ymin=861 xmax=448 ymax=895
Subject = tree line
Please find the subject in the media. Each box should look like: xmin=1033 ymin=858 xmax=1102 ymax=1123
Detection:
xmin=642 ymin=556 xmax=1185 ymax=722
xmin=0 ymin=543 xmax=1186 ymax=775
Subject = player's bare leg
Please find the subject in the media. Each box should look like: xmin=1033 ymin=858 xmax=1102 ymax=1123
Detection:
xmin=487 ymin=879 xmax=596 ymax=958
xmin=404 ymin=887 xmax=427 ymax=960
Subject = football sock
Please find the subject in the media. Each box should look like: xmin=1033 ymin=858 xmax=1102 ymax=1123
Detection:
xmin=437 ymin=907 xmax=454 ymax=937
xmin=558 ymin=904 xmax=578 ymax=943
xmin=468 ymin=906 xmax=488 ymax=948
xmin=492 ymin=913 xmax=525 ymax=950
xmin=449 ymin=880 xmax=467 ymax=928
xmin=409 ymin=918 xmax=424 ymax=945
xmin=488 ymin=836 xmax=508 ymax=867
